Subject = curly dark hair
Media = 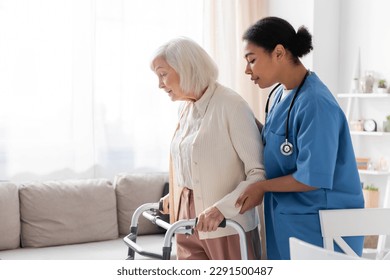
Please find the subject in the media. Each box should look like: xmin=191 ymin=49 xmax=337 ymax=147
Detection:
xmin=243 ymin=16 xmax=313 ymax=64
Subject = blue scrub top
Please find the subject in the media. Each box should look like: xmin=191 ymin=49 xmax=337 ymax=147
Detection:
xmin=262 ymin=72 xmax=364 ymax=260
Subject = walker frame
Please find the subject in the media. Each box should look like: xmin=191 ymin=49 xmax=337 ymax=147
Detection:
xmin=123 ymin=202 xmax=249 ymax=260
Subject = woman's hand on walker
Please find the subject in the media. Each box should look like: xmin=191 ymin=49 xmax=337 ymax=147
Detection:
xmin=159 ymin=194 xmax=170 ymax=215
xmin=196 ymin=206 xmax=224 ymax=232
xmin=235 ymin=182 xmax=264 ymax=214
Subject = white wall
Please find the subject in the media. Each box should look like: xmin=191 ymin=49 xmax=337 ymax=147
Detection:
xmin=268 ymin=0 xmax=314 ymax=71
xmin=268 ymin=0 xmax=390 ymax=93
xmin=339 ymin=0 xmax=390 ymax=92
xmin=338 ymin=0 xmax=390 ymax=207
xmin=268 ymin=0 xmax=341 ymax=93
xmin=312 ymin=0 xmax=340 ymax=93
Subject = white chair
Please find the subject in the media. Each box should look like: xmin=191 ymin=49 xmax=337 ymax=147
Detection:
xmin=383 ymin=251 xmax=390 ymax=260
xmin=289 ymin=237 xmax=363 ymax=260
xmin=319 ymin=208 xmax=390 ymax=259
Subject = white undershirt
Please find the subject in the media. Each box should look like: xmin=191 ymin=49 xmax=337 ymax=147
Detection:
xmin=280 ymin=88 xmax=293 ymax=101
xmin=269 ymin=88 xmax=293 ymax=109
xmin=171 ymin=102 xmax=202 ymax=189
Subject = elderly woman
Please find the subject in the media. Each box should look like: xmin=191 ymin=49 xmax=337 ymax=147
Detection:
xmin=151 ymin=37 xmax=265 ymax=260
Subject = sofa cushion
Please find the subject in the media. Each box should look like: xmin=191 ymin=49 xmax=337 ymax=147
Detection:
xmin=0 ymin=182 xmax=21 ymax=250
xmin=115 ymin=173 xmax=168 ymax=235
xmin=19 ymin=179 xmax=118 ymax=248
xmin=0 ymin=235 xmax=176 ymax=260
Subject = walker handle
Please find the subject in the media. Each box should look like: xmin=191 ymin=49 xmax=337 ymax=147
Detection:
xmin=194 ymin=217 xmax=226 ymax=228
xmin=159 ymin=199 xmax=163 ymax=211
xmin=158 ymin=198 xmax=169 ymax=213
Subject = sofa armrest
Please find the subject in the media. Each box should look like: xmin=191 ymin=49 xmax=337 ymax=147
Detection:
xmin=0 ymin=182 xmax=21 ymax=250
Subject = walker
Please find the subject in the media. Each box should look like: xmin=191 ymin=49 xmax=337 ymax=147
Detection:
xmin=123 ymin=202 xmax=249 ymax=260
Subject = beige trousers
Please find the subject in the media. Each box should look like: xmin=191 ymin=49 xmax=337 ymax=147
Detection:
xmin=176 ymin=187 xmax=261 ymax=260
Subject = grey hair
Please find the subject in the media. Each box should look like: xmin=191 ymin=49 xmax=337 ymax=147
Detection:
xmin=150 ymin=37 xmax=218 ymax=98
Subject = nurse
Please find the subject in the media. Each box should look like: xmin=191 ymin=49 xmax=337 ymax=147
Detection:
xmin=235 ymin=17 xmax=364 ymax=260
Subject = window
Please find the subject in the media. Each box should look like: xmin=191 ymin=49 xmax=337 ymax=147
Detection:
xmin=0 ymin=0 xmax=204 ymax=182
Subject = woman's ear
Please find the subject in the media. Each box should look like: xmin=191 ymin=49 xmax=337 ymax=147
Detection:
xmin=273 ymin=44 xmax=286 ymax=60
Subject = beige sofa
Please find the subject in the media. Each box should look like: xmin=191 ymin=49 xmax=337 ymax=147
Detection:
xmin=0 ymin=172 xmax=173 ymax=260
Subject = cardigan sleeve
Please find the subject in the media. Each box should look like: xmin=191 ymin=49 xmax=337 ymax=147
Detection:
xmin=212 ymin=99 xmax=266 ymax=218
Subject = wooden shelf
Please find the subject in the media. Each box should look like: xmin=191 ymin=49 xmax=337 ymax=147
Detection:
xmin=340 ymin=90 xmax=390 ymax=252
xmin=351 ymin=131 xmax=390 ymax=136
xmin=359 ymin=170 xmax=390 ymax=176
xmin=338 ymin=93 xmax=390 ymax=98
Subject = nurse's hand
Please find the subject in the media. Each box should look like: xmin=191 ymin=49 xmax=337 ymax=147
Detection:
xmin=196 ymin=206 xmax=225 ymax=232
xmin=235 ymin=182 xmax=264 ymax=214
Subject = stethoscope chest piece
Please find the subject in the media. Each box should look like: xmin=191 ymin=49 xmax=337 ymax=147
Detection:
xmin=280 ymin=139 xmax=293 ymax=156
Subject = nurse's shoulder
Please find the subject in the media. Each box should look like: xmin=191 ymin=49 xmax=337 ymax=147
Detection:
xmin=300 ymin=72 xmax=339 ymax=109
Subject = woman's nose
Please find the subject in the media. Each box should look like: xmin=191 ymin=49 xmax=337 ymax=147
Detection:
xmin=245 ymin=63 xmax=252 ymax=75
xmin=158 ymin=79 xmax=165 ymax=89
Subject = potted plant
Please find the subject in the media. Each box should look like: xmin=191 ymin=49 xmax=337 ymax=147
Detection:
xmin=363 ymin=184 xmax=379 ymax=208
xmin=384 ymin=115 xmax=390 ymax=132
xmin=362 ymin=184 xmax=380 ymax=249
xmin=377 ymin=79 xmax=388 ymax=93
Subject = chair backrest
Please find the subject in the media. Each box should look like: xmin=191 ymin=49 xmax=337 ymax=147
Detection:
xmin=319 ymin=208 xmax=390 ymax=257
xmin=383 ymin=251 xmax=390 ymax=260
xmin=289 ymin=237 xmax=363 ymax=260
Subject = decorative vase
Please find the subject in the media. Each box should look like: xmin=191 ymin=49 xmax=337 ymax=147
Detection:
xmin=383 ymin=121 xmax=390 ymax=132
xmin=360 ymin=72 xmax=375 ymax=93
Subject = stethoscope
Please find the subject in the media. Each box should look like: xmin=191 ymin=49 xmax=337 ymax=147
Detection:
xmin=264 ymin=70 xmax=310 ymax=156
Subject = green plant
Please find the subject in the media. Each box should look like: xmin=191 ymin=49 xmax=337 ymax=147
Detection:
xmin=378 ymin=79 xmax=387 ymax=88
xmin=364 ymin=184 xmax=378 ymax=191
xmin=387 ymin=115 xmax=390 ymax=121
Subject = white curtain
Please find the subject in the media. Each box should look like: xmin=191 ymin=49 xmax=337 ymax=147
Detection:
xmin=203 ymin=0 xmax=268 ymax=121
xmin=0 ymin=0 xmax=267 ymax=183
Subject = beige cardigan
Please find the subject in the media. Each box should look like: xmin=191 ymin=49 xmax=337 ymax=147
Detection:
xmin=169 ymin=82 xmax=266 ymax=239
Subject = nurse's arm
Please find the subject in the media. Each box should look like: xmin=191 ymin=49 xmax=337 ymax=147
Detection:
xmin=235 ymin=174 xmax=316 ymax=214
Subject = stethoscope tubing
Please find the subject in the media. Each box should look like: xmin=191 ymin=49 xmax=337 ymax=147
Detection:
xmin=264 ymin=70 xmax=310 ymax=156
